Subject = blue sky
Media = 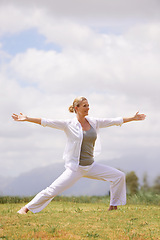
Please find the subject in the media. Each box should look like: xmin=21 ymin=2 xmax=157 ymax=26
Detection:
xmin=1 ymin=29 xmax=61 ymax=55
xmin=0 ymin=0 xmax=160 ymax=186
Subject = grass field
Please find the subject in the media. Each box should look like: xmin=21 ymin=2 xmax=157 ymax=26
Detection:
xmin=0 ymin=196 xmax=160 ymax=240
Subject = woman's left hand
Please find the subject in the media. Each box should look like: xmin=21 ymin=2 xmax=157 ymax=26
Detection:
xmin=133 ymin=111 xmax=146 ymax=121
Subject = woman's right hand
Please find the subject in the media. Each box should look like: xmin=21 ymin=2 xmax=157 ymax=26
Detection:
xmin=12 ymin=113 xmax=27 ymax=121
xmin=12 ymin=113 xmax=41 ymax=124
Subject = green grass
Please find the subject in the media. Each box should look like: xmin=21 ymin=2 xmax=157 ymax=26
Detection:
xmin=1 ymin=192 xmax=160 ymax=205
xmin=0 ymin=195 xmax=160 ymax=239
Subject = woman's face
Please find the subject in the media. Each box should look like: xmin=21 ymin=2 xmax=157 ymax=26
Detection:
xmin=76 ymin=100 xmax=90 ymax=117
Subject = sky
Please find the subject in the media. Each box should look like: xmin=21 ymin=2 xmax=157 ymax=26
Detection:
xmin=0 ymin=0 xmax=160 ymax=180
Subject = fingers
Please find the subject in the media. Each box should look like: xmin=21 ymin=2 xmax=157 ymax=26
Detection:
xmin=12 ymin=114 xmax=18 ymax=121
xmin=141 ymin=114 xmax=146 ymax=120
xmin=12 ymin=113 xmax=17 ymax=118
xmin=12 ymin=112 xmax=26 ymax=121
xmin=12 ymin=113 xmax=18 ymax=117
xmin=138 ymin=113 xmax=146 ymax=120
xmin=12 ymin=113 xmax=20 ymax=121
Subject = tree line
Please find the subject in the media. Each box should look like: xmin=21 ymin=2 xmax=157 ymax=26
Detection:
xmin=126 ymin=171 xmax=160 ymax=195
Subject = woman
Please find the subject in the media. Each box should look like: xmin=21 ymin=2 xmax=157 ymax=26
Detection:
xmin=12 ymin=96 xmax=146 ymax=214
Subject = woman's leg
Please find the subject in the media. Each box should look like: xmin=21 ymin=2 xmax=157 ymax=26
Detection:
xmin=18 ymin=168 xmax=82 ymax=214
xmin=84 ymin=162 xmax=126 ymax=209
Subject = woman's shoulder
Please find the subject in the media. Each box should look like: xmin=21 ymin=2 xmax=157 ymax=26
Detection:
xmin=85 ymin=116 xmax=98 ymax=128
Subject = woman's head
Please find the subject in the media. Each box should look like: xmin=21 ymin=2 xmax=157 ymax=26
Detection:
xmin=69 ymin=96 xmax=88 ymax=114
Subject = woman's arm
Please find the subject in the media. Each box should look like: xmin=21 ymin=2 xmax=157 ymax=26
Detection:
xmin=123 ymin=111 xmax=146 ymax=123
xmin=12 ymin=113 xmax=41 ymax=125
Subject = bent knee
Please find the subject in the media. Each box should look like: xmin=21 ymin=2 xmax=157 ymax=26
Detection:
xmin=118 ymin=171 xmax=125 ymax=181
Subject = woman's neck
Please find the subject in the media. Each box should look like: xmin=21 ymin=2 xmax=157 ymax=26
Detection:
xmin=76 ymin=114 xmax=90 ymax=131
xmin=76 ymin=114 xmax=86 ymax=125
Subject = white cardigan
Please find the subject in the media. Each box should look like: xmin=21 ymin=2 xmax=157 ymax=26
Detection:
xmin=41 ymin=116 xmax=123 ymax=171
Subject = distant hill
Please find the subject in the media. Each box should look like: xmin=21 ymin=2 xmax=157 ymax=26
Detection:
xmin=0 ymin=156 xmax=159 ymax=196
xmin=0 ymin=162 xmax=110 ymax=196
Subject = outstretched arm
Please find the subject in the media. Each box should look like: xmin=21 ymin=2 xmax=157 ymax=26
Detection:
xmin=123 ymin=111 xmax=146 ymax=123
xmin=12 ymin=113 xmax=41 ymax=125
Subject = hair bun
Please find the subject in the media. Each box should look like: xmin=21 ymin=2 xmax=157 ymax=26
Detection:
xmin=68 ymin=105 xmax=75 ymax=113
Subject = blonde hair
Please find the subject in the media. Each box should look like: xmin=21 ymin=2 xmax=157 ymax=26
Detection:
xmin=68 ymin=96 xmax=87 ymax=113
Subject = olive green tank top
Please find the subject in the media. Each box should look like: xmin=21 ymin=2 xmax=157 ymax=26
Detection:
xmin=79 ymin=125 xmax=97 ymax=166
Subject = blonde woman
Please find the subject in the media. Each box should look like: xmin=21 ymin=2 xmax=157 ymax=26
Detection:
xmin=12 ymin=97 xmax=146 ymax=214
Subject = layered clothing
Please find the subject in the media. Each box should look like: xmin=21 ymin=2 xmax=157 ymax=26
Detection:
xmin=41 ymin=116 xmax=123 ymax=171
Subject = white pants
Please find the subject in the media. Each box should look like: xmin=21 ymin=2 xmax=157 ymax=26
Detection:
xmin=26 ymin=162 xmax=126 ymax=213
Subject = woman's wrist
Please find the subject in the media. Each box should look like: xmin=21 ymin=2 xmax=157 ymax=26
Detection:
xmin=25 ymin=116 xmax=29 ymax=122
xmin=123 ymin=117 xmax=134 ymax=123
xmin=25 ymin=116 xmax=41 ymax=124
xmin=130 ymin=116 xmax=135 ymax=121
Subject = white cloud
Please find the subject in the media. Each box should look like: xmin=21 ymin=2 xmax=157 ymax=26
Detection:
xmin=0 ymin=5 xmax=32 ymax=36
xmin=7 ymin=21 xmax=160 ymax=104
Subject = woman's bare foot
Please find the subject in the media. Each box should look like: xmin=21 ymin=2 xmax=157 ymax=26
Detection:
xmin=17 ymin=206 xmax=29 ymax=214
xmin=108 ymin=205 xmax=117 ymax=211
